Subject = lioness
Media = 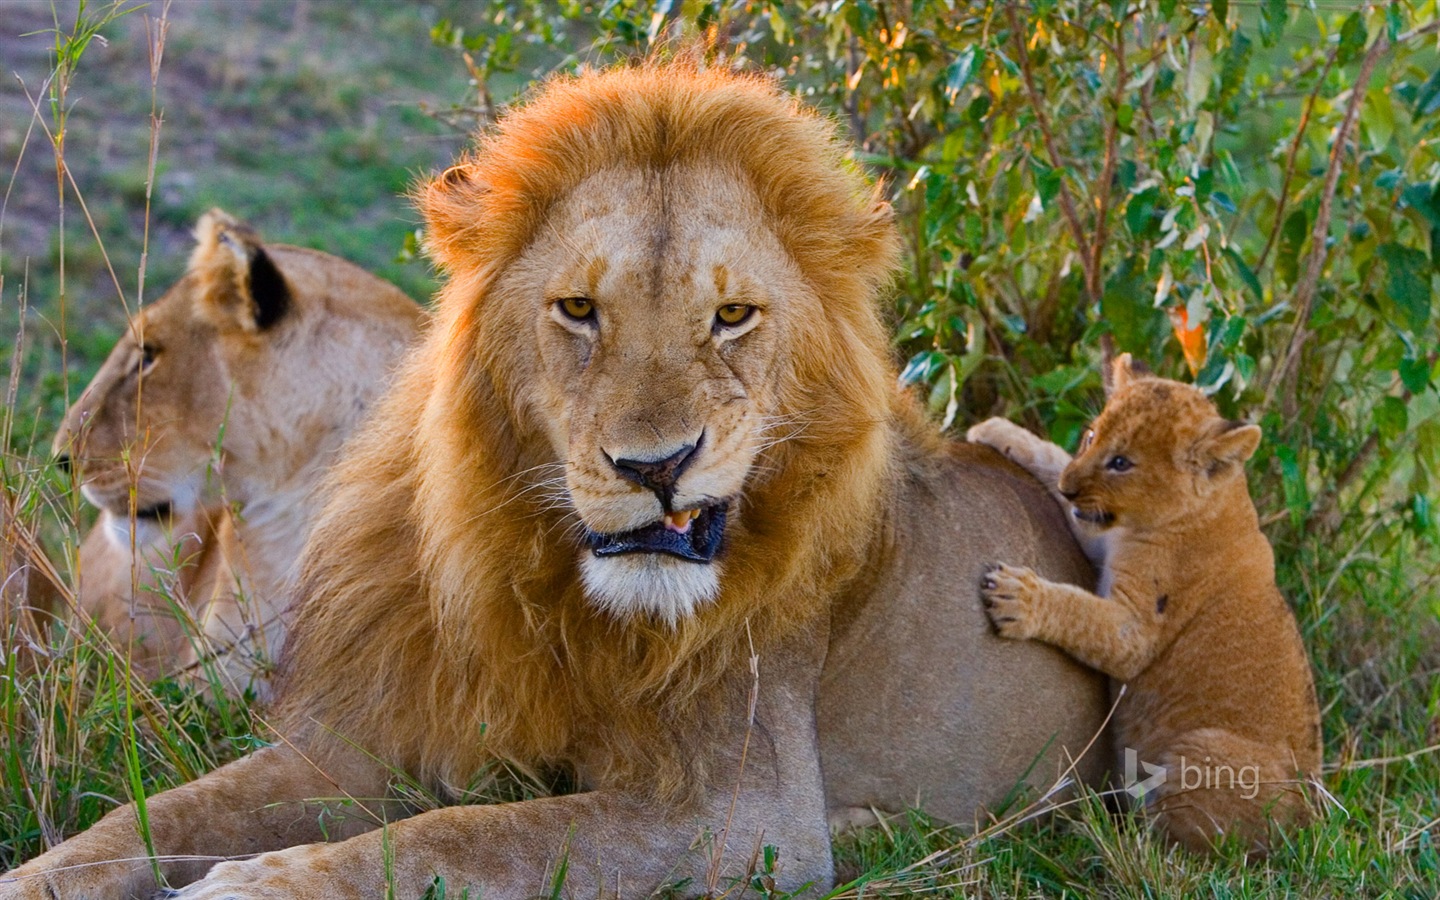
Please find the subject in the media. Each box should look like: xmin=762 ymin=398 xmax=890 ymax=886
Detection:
xmin=73 ymin=506 xmax=221 ymax=679
xmin=53 ymin=210 xmax=422 ymax=694
xmin=3 ymin=64 xmax=1105 ymax=898
xmin=971 ymin=354 xmax=1322 ymax=854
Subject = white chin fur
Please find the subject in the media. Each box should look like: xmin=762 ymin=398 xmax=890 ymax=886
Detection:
xmin=103 ymin=511 xmax=165 ymax=549
xmin=579 ymin=553 xmax=720 ymax=626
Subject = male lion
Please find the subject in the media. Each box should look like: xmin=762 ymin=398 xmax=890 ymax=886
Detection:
xmin=3 ymin=63 xmax=1104 ymax=898
xmin=52 ymin=210 xmax=422 ymax=693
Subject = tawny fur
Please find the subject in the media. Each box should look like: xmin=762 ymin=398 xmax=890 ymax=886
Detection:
xmin=972 ymin=354 xmax=1322 ymax=855
xmin=53 ymin=211 xmax=422 ymax=694
xmin=73 ymin=506 xmax=223 ymax=678
xmin=3 ymin=62 xmax=1107 ymax=900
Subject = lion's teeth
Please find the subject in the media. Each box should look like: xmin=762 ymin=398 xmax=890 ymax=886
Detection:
xmin=664 ymin=509 xmax=697 ymax=534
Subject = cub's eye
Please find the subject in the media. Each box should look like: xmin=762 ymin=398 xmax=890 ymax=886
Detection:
xmin=1106 ymin=455 xmax=1133 ymax=472
xmin=715 ymin=304 xmax=756 ymax=328
xmin=558 ymin=297 xmax=595 ymax=322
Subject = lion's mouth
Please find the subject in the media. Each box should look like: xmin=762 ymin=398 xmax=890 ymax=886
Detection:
xmin=586 ymin=503 xmax=729 ymax=563
xmin=1071 ymin=505 xmax=1115 ymax=527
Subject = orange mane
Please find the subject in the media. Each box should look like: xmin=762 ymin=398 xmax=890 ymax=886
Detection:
xmin=277 ymin=61 xmax=901 ymax=803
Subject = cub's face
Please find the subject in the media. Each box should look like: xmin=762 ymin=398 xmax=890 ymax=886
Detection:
xmin=1058 ymin=378 xmax=1259 ymax=531
xmin=486 ymin=165 xmax=813 ymax=623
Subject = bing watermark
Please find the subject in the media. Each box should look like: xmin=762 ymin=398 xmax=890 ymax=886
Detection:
xmin=1123 ymin=747 xmax=1260 ymax=800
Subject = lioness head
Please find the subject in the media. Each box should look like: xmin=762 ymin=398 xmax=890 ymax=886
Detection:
xmin=417 ymin=63 xmax=900 ymax=625
xmin=1058 ymin=353 xmax=1262 ymax=530
xmin=54 ymin=210 xmax=420 ymax=542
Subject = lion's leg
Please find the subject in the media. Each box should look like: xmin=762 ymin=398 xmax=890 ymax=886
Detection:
xmin=0 ymin=744 xmax=390 ymax=900
xmin=172 ymin=637 xmax=834 ymax=900
xmin=979 ymin=564 xmax=1160 ymax=681
xmin=966 ymin=418 xmax=1073 ymax=491
xmin=174 ymin=786 xmax=832 ymax=900
xmin=966 ymin=419 xmax=1107 ymax=563
xmin=1144 ymin=728 xmax=1317 ymax=857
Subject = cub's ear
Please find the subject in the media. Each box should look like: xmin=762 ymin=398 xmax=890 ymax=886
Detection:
xmin=1107 ymin=352 xmax=1136 ymax=396
xmin=1192 ymin=418 xmax=1262 ymax=477
xmin=188 ymin=209 xmax=291 ymax=333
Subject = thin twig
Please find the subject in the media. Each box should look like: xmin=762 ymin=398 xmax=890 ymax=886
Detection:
xmin=1255 ymin=48 xmax=1337 ymax=272
xmin=137 ymin=2 xmax=171 ymax=310
xmin=1265 ymin=19 xmax=1440 ymax=413
xmin=1004 ymin=2 xmax=1097 ymax=302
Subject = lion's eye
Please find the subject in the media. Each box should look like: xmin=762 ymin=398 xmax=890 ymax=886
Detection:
xmin=715 ymin=304 xmax=755 ymax=328
xmin=1106 ymin=455 xmax=1133 ymax=472
xmin=139 ymin=344 xmax=159 ymax=373
xmin=558 ymin=297 xmax=595 ymax=322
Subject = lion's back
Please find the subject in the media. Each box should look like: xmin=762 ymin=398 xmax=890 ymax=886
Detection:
xmin=818 ymin=438 xmax=1108 ymax=824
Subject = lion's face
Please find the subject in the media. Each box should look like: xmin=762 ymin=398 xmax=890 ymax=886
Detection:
xmin=418 ymin=65 xmax=900 ymax=630
xmin=54 ymin=283 xmax=229 ymax=523
xmin=488 ymin=166 xmax=808 ymax=621
xmin=1058 ymin=361 xmax=1261 ymax=531
xmin=54 ymin=210 xmax=421 ymax=538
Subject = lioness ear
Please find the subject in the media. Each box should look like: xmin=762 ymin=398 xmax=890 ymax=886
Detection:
xmin=188 ymin=209 xmax=291 ymax=333
xmin=1192 ymin=418 xmax=1262 ymax=477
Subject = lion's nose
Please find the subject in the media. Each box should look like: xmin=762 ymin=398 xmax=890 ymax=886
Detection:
xmin=607 ymin=442 xmax=697 ymax=497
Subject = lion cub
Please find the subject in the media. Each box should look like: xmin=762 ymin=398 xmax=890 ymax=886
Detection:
xmin=968 ymin=354 xmax=1321 ymax=855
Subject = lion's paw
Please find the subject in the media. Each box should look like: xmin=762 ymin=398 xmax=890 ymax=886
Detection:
xmin=168 ymin=845 xmax=348 ymax=900
xmin=979 ymin=563 xmax=1042 ymax=640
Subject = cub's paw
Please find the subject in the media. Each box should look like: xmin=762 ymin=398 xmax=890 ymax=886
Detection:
xmin=979 ymin=563 xmax=1042 ymax=640
xmin=965 ymin=418 xmax=1035 ymax=459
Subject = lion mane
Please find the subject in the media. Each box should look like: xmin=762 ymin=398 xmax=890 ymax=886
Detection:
xmin=276 ymin=62 xmax=902 ymax=802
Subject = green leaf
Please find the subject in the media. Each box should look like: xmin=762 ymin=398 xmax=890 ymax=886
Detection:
xmin=1259 ymin=0 xmax=1287 ymax=47
xmin=1336 ymin=12 xmax=1366 ymax=66
xmin=1388 ymin=2 xmax=1404 ymax=41
xmin=1274 ymin=444 xmax=1308 ymax=526
xmin=1223 ymin=247 xmax=1263 ymax=301
xmin=1414 ymin=68 xmax=1440 ymax=120
xmin=1211 ymin=0 xmax=1228 ymax=26
xmin=1218 ymin=32 xmax=1252 ymax=108
xmin=1399 ymin=355 xmax=1432 ymax=395
xmin=1277 ymin=208 xmax=1308 ymax=288
xmin=1102 ymin=256 xmax=1166 ymax=354
xmin=1401 ymin=182 xmax=1440 ymax=229
xmin=945 ymin=46 xmax=982 ymax=102
xmin=1185 ymin=43 xmax=1214 ymax=113
xmin=1379 ymin=242 xmax=1434 ymax=331
xmin=1126 ymin=187 xmax=1160 ymax=237
xmin=1376 ymin=395 xmax=1409 ymax=442
xmin=900 ymin=350 xmax=947 ymax=386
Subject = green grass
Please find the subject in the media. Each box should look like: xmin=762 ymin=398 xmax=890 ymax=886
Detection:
xmin=3 ymin=2 xmax=1439 ymax=896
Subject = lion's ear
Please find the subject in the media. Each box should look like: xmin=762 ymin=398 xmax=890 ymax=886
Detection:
xmin=188 ymin=209 xmax=291 ymax=333
xmin=418 ymin=164 xmax=492 ymax=273
xmin=1191 ymin=418 xmax=1262 ymax=478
